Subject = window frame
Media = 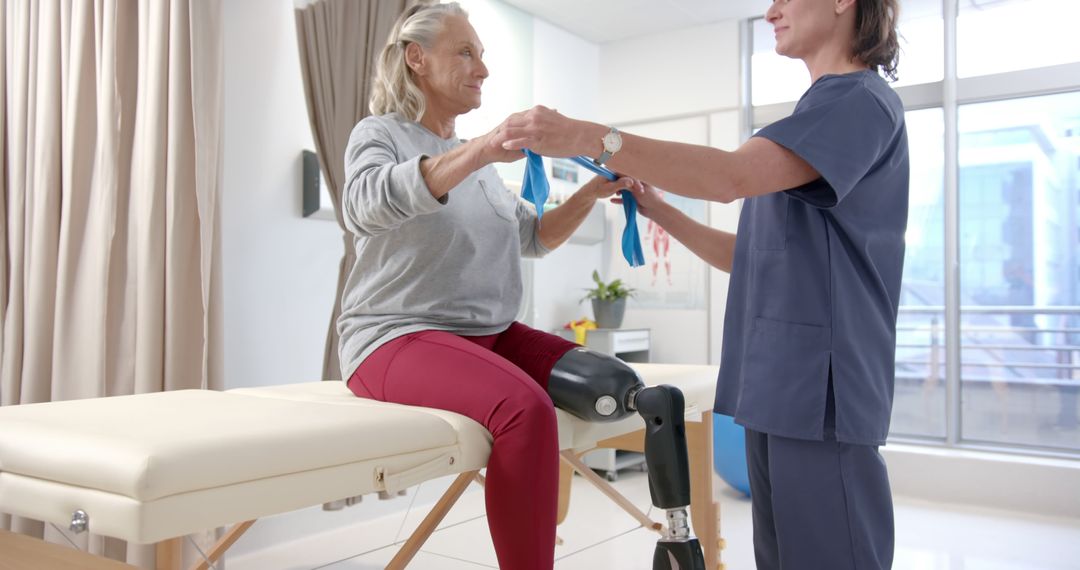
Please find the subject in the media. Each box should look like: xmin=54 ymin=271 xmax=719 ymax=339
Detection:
xmin=742 ymin=4 xmax=1080 ymax=460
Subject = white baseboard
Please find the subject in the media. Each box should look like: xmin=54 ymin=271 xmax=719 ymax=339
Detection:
xmin=883 ymin=443 xmax=1080 ymax=519
xmin=224 ymin=446 xmax=1080 ymax=567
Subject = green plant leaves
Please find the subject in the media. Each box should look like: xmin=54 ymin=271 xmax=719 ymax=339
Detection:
xmin=581 ymin=269 xmax=635 ymax=303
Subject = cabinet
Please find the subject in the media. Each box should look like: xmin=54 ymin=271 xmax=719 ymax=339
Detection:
xmin=555 ymin=328 xmax=650 ymax=480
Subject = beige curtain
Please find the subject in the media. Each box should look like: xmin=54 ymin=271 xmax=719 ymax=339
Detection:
xmin=0 ymin=0 xmax=224 ymax=566
xmin=295 ymin=0 xmax=408 ymax=381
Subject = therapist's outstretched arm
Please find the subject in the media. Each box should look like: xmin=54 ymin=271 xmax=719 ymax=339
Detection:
xmin=537 ymin=175 xmax=633 ymax=250
xmin=621 ymin=182 xmax=737 ymax=273
xmin=499 ymin=106 xmax=820 ymax=203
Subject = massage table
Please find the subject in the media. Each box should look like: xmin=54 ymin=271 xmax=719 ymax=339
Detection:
xmin=0 ymin=363 xmax=724 ymax=569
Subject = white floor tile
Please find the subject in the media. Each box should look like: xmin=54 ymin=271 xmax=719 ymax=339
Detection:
xmin=411 ymin=516 xmax=500 ymax=568
xmin=320 ymin=545 xmax=495 ymax=569
xmin=894 ymin=498 xmax=1080 ymax=570
xmin=394 ymin=474 xmax=490 ymax=539
xmin=226 ymin=467 xmax=1080 ymax=570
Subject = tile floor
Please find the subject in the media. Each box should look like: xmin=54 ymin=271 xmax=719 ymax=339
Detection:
xmin=226 ymin=469 xmax=1080 ymax=570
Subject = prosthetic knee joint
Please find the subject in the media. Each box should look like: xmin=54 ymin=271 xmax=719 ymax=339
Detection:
xmin=549 ymin=348 xmax=706 ymax=570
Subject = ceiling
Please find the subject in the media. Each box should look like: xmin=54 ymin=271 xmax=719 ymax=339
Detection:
xmin=498 ymin=0 xmax=771 ymax=44
xmin=499 ymin=0 xmax=950 ymax=44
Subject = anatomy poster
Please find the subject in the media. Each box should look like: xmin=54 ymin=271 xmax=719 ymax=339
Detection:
xmin=605 ymin=193 xmax=708 ymax=310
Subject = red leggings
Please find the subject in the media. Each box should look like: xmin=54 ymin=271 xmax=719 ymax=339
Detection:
xmin=347 ymin=322 xmax=578 ymax=570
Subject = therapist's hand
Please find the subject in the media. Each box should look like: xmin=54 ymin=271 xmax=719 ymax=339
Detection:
xmin=613 ymin=181 xmax=669 ymax=220
xmin=498 ymin=106 xmax=601 ymax=158
xmin=581 ymin=175 xmax=635 ymax=201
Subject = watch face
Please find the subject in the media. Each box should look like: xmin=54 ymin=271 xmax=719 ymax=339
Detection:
xmin=603 ymin=131 xmax=622 ymax=153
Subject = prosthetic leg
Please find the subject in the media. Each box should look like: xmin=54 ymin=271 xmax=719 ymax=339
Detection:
xmin=549 ymin=348 xmax=707 ymax=570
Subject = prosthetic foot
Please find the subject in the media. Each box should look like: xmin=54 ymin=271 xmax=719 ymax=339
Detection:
xmin=550 ymin=348 xmax=706 ymax=570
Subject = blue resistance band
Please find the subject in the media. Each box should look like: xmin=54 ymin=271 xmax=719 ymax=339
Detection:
xmin=568 ymin=155 xmax=645 ymax=268
xmin=521 ymin=149 xmax=550 ymax=221
xmin=521 ymin=150 xmax=644 ymax=267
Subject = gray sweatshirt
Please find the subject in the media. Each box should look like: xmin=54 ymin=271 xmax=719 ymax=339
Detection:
xmin=336 ymin=112 xmax=549 ymax=381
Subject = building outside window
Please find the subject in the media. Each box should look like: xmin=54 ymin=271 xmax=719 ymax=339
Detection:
xmin=747 ymin=0 xmax=1080 ymax=456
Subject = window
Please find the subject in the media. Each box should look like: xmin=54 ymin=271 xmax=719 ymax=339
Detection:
xmin=893 ymin=108 xmax=947 ymax=440
xmin=747 ymin=1 xmax=1080 ymax=457
xmin=957 ymin=0 xmax=1080 ymax=79
xmin=958 ymin=92 xmax=1080 ymax=452
xmin=750 ymin=1 xmax=943 ymax=106
xmin=750 ymin=18 xmax=808 ymax=106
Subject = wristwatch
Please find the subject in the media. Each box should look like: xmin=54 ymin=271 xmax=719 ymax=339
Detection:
xmin=595 ymin=126 xmax=622 ymax=166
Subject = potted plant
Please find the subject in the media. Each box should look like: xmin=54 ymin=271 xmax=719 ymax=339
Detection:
xmin=581 ymin=270 xmax=634 ymax=329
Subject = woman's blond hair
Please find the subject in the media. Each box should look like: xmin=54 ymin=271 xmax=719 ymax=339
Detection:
xmin=369 ymin=2 xmax=468 ymax=121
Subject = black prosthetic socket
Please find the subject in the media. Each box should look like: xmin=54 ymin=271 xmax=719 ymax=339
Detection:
xmin=636 ymin=385 xmax=692 ymax=509
xmin=548 ymin=355 xmax=706 ymax=570
xmin=547 ymin=348 xmax=644 ymax=423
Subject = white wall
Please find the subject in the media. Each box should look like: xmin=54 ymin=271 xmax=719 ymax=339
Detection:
xmin=222 ymin=0 xmax=339 ymax=391
xmin=598 ymin=21 xmax=744 ymax=364
xmin=707 ymin=111 xmax=743 ymax=363
xmin=222 ymin=0 xmax=416 ymax=554
xmin=528 ymin=19 xmax=606 ymax=333
xmin=599 ymin=22 xmax=741 ymax=126
xmin=221 ymin=0 xmax=606 ymax=556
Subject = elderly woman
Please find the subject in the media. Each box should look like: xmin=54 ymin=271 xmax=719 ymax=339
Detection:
xmin=337 ymin=3 xmax=638 ymax=569
xmin=498 ymin=1 xmax=909 ymax=568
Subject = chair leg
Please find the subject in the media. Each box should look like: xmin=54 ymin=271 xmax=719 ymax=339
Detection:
xmin=385 ymin=470 xmax=478 ymax=570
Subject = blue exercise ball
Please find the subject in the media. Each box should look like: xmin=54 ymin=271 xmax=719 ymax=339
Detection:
xmin=712 ymin=413 xmax=751 ymax=497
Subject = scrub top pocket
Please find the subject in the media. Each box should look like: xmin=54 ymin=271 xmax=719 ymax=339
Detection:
xmin=749 ymin=194 xmax=790 ymax=251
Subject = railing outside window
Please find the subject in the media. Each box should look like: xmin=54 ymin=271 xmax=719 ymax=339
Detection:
xmin=746 ymin=0 xmax=1080 ymax=457
xmin=895 ymin=307 xmax=1080 ymax=453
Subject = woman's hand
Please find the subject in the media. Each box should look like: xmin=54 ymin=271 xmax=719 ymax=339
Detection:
xmin=497 ymin=106 xmax=599 ymax=158
xmin=580 ymin=174 xmax=635 ymax=202
xmin=475 ymin=117 xmax=529 ymax=164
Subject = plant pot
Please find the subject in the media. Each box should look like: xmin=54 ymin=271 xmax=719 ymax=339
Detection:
xmin=591 ymin=298 xmax=627 ymax=329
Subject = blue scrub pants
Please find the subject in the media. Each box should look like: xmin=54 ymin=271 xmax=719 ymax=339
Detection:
xmin=744 ymin=428 xmax=894 ymax=569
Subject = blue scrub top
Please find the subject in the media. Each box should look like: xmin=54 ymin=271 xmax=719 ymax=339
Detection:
xmin=715 ymin=69 xmax=910 ymax=446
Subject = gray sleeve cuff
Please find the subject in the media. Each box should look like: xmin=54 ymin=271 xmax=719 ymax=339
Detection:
xmin=516 ymin=199 xmax=550 ymax=258
xmin=394 ymin=154 xmax=446 ymax=214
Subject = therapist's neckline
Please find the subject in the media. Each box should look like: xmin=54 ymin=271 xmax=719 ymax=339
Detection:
xmin=814 ymin=68 xmax=875 ymax=84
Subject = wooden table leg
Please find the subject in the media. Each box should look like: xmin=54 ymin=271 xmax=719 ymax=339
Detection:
xmin=556 ymin=452 xmax=577 ymax=525
xmin=155 ymin=537 xmax=182 ymax=570
xmin=386 ymin=471 xmax=476 ymax=570
xmin=686 ymin=411 xmax=722 ymax=569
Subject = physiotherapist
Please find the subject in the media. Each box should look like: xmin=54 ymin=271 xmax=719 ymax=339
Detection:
xmin=497 ymin=0 xmax=909 ymax=567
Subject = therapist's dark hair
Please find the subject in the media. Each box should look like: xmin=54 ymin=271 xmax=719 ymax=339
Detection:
xmin=853 ymin=0 xmax=900 ymax=82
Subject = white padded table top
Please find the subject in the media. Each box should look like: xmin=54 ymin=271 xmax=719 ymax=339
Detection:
xmin=0 ymin=390 xmax=459 ymax=502
xmin=229 ymin=382 xmax=496 ymax=472
xmin=0 ymin=362 xmax=718 ymax=544
xmin=232 ymin=363 xmax=719 ymax=453
xmin=0 ymin=390 xmax=471 ymax=543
